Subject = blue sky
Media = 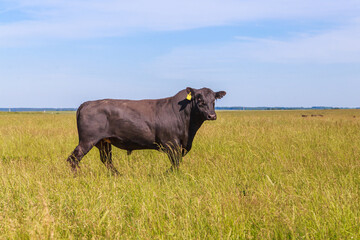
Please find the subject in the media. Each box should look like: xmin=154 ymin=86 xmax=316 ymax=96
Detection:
xmin=1 ymin=0 xmax=360 ymax=108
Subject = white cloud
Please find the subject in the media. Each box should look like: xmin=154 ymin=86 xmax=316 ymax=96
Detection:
xmin=239 ymin=19 xmax=360 ymax=63
xmin=1 ymin=0 xmax=360 ymax=45
xmin=147 ymin=17 xmax=360 ymax=78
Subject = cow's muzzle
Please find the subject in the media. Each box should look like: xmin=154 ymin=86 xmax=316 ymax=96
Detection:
xmin=207 ymin=113 xmax=217 ymax=120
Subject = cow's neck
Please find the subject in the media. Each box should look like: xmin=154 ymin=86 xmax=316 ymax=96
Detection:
xmin=172 ymin=90 xmax=205 ymax=152
xmin=184 ymin=99 xmax=204 ymax=151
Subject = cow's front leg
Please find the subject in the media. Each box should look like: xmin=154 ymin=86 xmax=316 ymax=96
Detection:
xmin=165 ymin=143 xmax=183 ymax=171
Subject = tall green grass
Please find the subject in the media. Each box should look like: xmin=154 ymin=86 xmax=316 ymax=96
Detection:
xmin=0 ymin=110 xmax=359 ymax=239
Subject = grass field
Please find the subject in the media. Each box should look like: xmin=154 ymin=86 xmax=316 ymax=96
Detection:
xmin=0 ymin=110 xmax=359 ymax=239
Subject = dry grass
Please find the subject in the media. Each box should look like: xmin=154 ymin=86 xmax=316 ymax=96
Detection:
xmin=0 ymin=110 xmax=359 ymax=239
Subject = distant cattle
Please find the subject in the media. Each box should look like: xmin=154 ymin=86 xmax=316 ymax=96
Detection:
xmin=66 ymin=87 xmax=226 ymax=174
xmin=302 ymin=114 xmax=324 ymax=118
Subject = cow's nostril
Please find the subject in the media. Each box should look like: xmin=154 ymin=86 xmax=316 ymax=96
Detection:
xmin=208 ymin=114 xmax=217 ymax=120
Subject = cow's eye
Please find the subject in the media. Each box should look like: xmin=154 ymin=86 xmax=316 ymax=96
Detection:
xmin=198 ymin=101 xmax=205 ymax=107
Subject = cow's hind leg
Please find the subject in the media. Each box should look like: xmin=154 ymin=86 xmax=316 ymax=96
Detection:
xmin=96 ymin=140 xmax=119 ymax=175
xmin=66 ymin=141 xmax=94 ymax=172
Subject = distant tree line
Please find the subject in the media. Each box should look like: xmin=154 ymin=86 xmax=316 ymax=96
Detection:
xmin=0 ymin=108 xmax=77 ymax=112
xmin=215 ymin=106 xmax=360 ymax=110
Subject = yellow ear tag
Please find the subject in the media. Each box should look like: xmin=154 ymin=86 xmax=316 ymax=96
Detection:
xmin=186 ymin=92 xmax=192 ymax=100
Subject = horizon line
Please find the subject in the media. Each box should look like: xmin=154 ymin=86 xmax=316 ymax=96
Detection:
xmin=1 ymin=106 xmax=360 ymax=112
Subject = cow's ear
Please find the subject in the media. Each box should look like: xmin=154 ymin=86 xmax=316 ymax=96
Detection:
xmin=186 ymin=87 xmax=195 ymax=95
xmin=186 ymin=87 xmax=195 ymax=101
xmin=215 ymin=91 xmax=226 ymax=99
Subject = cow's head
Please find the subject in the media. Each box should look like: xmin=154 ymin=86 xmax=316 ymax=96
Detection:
xmin=186 ymin=87 xmax=226 ymax=120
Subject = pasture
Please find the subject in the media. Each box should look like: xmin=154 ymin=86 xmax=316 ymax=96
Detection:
xmin=0 ymin=110 xmax=359 ymax=239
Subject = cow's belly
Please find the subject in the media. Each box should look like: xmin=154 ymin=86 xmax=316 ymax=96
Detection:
xmin=108 ymin=137 xmax=158 ymax=151
xmin=106 ymin=115 xmax=158 ymax=151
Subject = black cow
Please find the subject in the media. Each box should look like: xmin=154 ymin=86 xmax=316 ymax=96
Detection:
xmin=66 ymin=87 xmax=226 ymax=173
